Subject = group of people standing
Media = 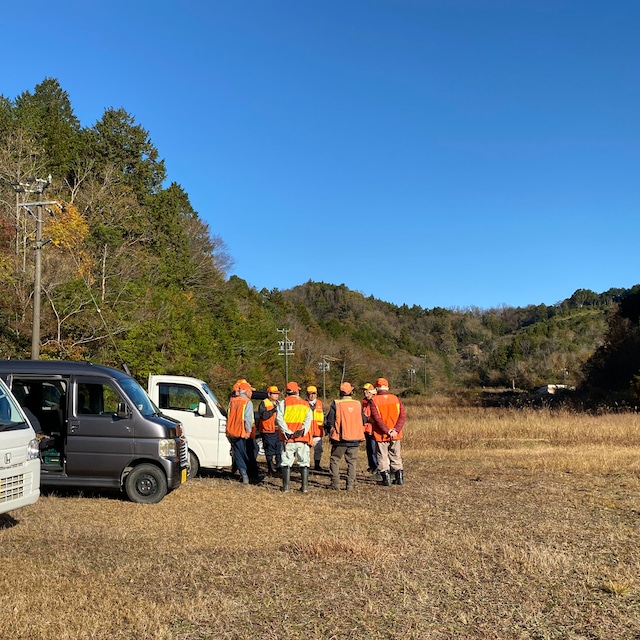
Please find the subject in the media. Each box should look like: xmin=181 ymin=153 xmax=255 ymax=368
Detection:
xmin=225 ymin=377 xmax=406 ymax=492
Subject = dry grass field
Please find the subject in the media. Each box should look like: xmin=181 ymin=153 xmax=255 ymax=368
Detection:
xmin=2 ymin=398 xmax=639 ymax=639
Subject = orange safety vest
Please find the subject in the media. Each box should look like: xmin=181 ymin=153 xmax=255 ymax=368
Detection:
xmin=259 ymin=399 xmax=278 ymax=434
xmin=309 ymin=399 xmax=324 ymax=438
xmin=362 ymin=399 xmax=373 ymax=435
xmin=329 ymin=397 xmax=365 ymax=442
xmin=279 ymin=396 xmax=312 ymax=445
xmin=371 ymin=393 xmax=403 ymax=442
xmin=226 ymin=395 xmax=251 ymax=439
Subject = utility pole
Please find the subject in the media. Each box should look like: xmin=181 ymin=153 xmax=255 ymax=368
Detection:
xmin=11 ymin=176 xmax=55 ymax=360
xmin=32 ymin=201 xmax=43 ymax=360
xmin=277 ymin=328 xmax=294 ymax=386
xmin=318 ymin=355 xmax=331 ymax=403
xmin=420 ymin=354 xmax=428 ymax=389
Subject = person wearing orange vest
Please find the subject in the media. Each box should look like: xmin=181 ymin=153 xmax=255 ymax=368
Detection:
xmin=227 ymin=379 xmax=247 ymax=476
xmin=258 ymin=385 xmax=282 ymax=475
xmin=361 ymin=383 xmax=378 ymax=474
xmin=226 ymin=380 xmax=262 ymax=484
xmin=369 ymin=377 xmax=406 ymax=486
xmin=306 ymin=385 xmax=325 ymax=471
xmin=276 ymin=381 xmax=312 ymax=493
xmin=324 ymin=382 xmax=367 ymax=491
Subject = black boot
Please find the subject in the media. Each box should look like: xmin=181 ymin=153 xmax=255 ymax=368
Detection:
xmin=300 ymin=467 xmax=309 ymax=493
xmin=380 ymin=471 xmax=391 ymax=487
xmin=281 ymin=466 xmax=291 ymax=492
xmin=393 ymin=470 xmax=404 ymax=486
xmin=314 ymin=460 xmax=323 ymax=471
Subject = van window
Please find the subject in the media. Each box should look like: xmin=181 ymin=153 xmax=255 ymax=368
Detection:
xmin=76 ymin=381 xmax=123 ymax=415
xmin=0 ymin=386 xmax=29 ymax=431
xmin=158 ymin=383 xmax=204 ymax=412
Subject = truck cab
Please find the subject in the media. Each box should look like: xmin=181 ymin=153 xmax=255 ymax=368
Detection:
xmin=148 ymin=375 xmax=232 ymax=477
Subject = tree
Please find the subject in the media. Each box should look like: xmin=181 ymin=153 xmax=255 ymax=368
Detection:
xmin=581 ymin=291 xmax=640 ymax=403
xmin=87 ymin=108 xmax=166 ymax=203
xmin=13 ymin=78 xmax=81 ymax=181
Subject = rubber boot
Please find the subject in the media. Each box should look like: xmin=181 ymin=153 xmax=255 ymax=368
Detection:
xmin=380 ymin=471 xmax=391 ymax=487
xmin=300 ymin=466 xmax=309 ymax=493
xmin=281 ymin=466 xmax=291 ymax=493
xmin=314 ymin=460 xmax=323 ymax=472
xmin=393 ymin=470 xmax=404 ymax=486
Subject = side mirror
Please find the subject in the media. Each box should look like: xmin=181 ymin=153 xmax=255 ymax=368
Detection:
xmin=116 ymin=402 xmax=129 ymax=419
xmin=196 ymin=401 xmax=207 ymax=417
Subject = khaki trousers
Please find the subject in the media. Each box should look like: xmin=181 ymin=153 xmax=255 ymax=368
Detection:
xmin=376 ymin=439 xmax=403 ymax=473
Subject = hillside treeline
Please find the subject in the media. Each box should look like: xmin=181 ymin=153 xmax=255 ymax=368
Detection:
xmin=276 ymin=282 xmax=637 ymax=396
xmin=1 ymin=78 xmax=638 ymax=401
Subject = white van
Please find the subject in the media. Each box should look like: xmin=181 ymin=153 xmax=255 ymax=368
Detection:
xmin=0 ymin=378 xmax=40 ymax=515
xmin=147 ymin=375 xmax=232 ymax=477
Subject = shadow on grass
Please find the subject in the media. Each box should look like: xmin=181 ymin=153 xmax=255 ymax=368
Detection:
xmin=0 ymin=513 xmax=18 ymax=529
xmin=40 ymin=485 xmax=126 ymax=502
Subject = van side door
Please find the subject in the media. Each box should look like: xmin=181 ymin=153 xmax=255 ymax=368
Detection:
xmin=66 ymin=377 xmax=135 ymax=478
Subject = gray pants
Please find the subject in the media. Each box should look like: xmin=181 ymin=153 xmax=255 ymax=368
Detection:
xmin=329 ymin=442 xmax=360 ymax=489
xmin=281 ymin=441 xmax=310 ymax=468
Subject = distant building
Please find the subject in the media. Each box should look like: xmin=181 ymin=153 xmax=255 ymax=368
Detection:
xmin=536 ymin=384 xmax=575 ymax=395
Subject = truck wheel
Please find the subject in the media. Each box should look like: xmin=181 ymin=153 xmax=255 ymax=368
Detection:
xmin=124 ymin=464 xmax=168 ymax=504
xmin=188 ymin=451 xmax=200 ymax=479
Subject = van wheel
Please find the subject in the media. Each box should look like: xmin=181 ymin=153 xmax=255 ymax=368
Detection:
xmin=124 ymin=464 xmax=168 ymax=504
xmin=188 ymin=451 xmax=200 ymax=479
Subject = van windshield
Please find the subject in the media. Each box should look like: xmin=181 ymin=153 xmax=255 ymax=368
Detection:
xmin=202 ymin=383 xmax=226 ymax=417
xmin=0 ymin=386 xmax=28 ymax=432
xmin=201 ymin=383 xmax=221 ymax=408
xmin=119 ymin=378 xmax=159 ymax=417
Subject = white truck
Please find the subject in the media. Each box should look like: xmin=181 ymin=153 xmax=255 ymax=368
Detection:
xmin=147 ymin=375 xmax=232 ymax=477
xmin=0 ymin=378 xmax=40 ymax=516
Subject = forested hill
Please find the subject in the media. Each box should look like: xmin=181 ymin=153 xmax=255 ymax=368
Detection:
xmin=274 ymin=281 xmax=637 ymax=394
xmin=1 ymin=78 xmax=638 ymax=400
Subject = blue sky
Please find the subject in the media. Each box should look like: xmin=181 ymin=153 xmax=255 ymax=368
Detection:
xmin=2 ymin=1 xmax=639 ymax=310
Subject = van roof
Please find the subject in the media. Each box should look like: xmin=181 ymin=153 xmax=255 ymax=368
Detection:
xmin=0 ymin=360 xmax=132 ymax=380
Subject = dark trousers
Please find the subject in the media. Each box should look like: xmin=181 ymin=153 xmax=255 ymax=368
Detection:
xmin=365 ymin=432 xmax=378 ymax=470
xmin=261 ymin=431 xmax=282 ymax=471
xmin=229 ymin=436 xmax=259 ymax=479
